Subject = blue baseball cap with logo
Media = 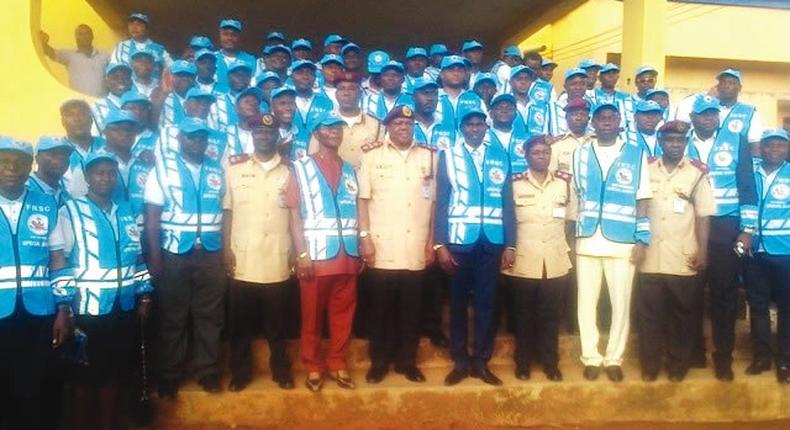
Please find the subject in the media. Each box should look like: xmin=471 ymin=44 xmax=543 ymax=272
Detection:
xmin=412 ymin=77 xmax=439 ymax=92
xmin=190 ymin=35 xmax=213 ymax=50
xmin=635 ymin=65 xmax=657 ymax=77
xmin=254 ymin=71 xmax=282 ymax=87
xmin=267 ymin=31 xmax=286 ymax=41
xmin=185 ymin=87 xmax=217 ymax=103
xmin=105 ymin=62 xmax=131 ymax=76
xmin=170 ymin=60 xmax=196 ymax=75
xmin=578 ymin=59 xmax=600 ymax=70
xmin=502 ymin=45 xmax=522 ymax=58
xmin=120 ymin=90 xmax=150 ymax=107
xmin=128 ymin=13 xmax=149 ymax=24
xmin=367 ymin=51 xmax=390 ymax=73
xmin=599 ymin=63 xmax=620 ymax=74
xmin=564 ymin=67 xmax=588 ymax=81
xmin=290 ymin=59 xmax=317 ymax=73
xmin=178 ymin=117 xmax=211 ymax=134
xmin=219 ymin=19 xmax=242 ymax=32
xmin=324 ymin=34 xmax=346 ymax=46
xmin=104 ymin=110 xmax=139 ymax=128
xmin=591 ymin=102 xmax=619 ymax=116
xmin=0 ymin=136 xmax=32 ymax=157
xmin=292 ymin=38 xmax=312 ymax=51
xmin=760 ymin=128 xmax=789 ymax=142
xmin=473 ymin=73 xmax=498 ymax=88
xmin=510 ymin=65 xmax=536 ymax=79
xmin=194 ymin=49 xmax=215 ymax=61
xmin=380 ymin=60 xmax=404 ymax=74
xmin=320 ymin=54 xmax=344 ymax=67
xmin=460 ymin=107 xmax=487 ymax=123
xmin=635 ymin=100 xmax=663 ymax=114
xmin=236 ymin=87 xmax=264 ymax=104
xmin=717 ymin=68 xmax=742 ymax=82
xmin=227 ymin=60 xmax=252 ymax=74
xmin=35 ymin=136 xmax=71 ymax=155
xmin=341 ymin=43 xmax=361 ymax=55
xmin=461 ymin=40 xmax=484 ymax=52
xmin=317 ymin=111 xmax=347 ymax=127
xmin=263 ymin=44 xmax=291 ymax=56
xmin=692 ymin=95 xmax=721 ymax=114
xmin=429 ymin=44 xmax=449 ymax=56
xmin=440 ymin=55 xmax=467 ymax=70
xmin=646 ymin=88 xmax=669 ymax=98
xmin=270 ymin=86 xmax=296 ymax=100
xmin=84 ymin=151 xmax=118 ymax=170
xmin=406 ymin=47 xmax=428 ymax=59
xmin=490 ymin=93 xmax=516 ymax=107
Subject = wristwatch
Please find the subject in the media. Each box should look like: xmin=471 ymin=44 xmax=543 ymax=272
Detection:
xmin=432 ymin=244 xmax=444 ymax=251
xmin=359 ymin=230 xmax=370 ymax=239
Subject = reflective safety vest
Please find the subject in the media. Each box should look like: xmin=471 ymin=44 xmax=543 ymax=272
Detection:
xmin=754 ymin=162 xmax=790 ymax=255
xmin=208 ymin=92 xmax=237 ymax=132
xmin=214 ymin=50 xmax=257 ymax=92
xmin=438 ymin=90 xmax=485 ymax=128
xmin=292 ymin=157 xmax=359 ymax=261
xmin=0 ymin=189 xmax=64 ymax=318
xmin=444 ymin=141 xmax=509 ymax=245
xmin=106 ymin=152 xmax=153 ymax=222
xmin=157 ymin=124 xmax=229 ymax=164
xmin=366 ymin=92 xmax=415 ymax=121
xmin=632 ymin=130 xmax=661 ymax=158
xmin=159 ymin=92 xmax=188 ymax=128
xmin=155 ymin=151 xmax=224 ymax=254
xmin=413 ymin=112 xmax=456 ymax=151
xmin=64 ymin=198 xmax=151 ymax=315
xmin=528 ymin=79 xmax=554 ymax=105
xmin=92 ymin=95 xmax=122 ymax=134
xmin=488 ymin=118 xmax=530 ymax=175
xmin=111 ymin=39 xmax=168 ymax=78
xmin=721 ymin=102 xmax=756 ymax=143
xmin=574 ymin=138 xmax=644 ymax=243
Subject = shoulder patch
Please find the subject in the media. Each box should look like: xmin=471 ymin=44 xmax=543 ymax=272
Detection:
xmin=229 ymin=154 xmax=250 ymax=165
xmin=511 ymin=172 xmax=526 ymax=182
xmin=689 ymin=159 xmax=710 ymax=174
xmin=361 ymin=140 xmax=384 ymax=153
xmin=554 ymin=170 xmax=573 ymax=182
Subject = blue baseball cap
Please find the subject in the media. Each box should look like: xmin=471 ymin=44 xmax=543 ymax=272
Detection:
xmin=440 ymin=55 xmax=467 ymax=70
xmin=599 ymin=63 xmax=619 ymax=74
xmin=635 ymin=100 xmax=663 ymax=114
xmin=405 ymin=47 xmax=428 ymax=59
xmin=367 ymin=51 xmax=390 ymax=73
xmin=717 ymin=68 xmax=742 ymax=82
xmin=185 ymin=87 xmax=217 ymax=103
xmin=461 ymin=40 xmax=484 ymax=52
xmin=128 ymin=13 xmax=149 ymax=24
xmin=194 ymin=49 xmax=215 ymax=61
xmin=219 ymin=19 xmax=242 ymax=32
xmin=380 ymin=60 xmax=404 ymax=74
xmin=564 ymin=67 xmax=588 ymax=81
xmin=291 ymin=38 xmax=312 ymax=51
xmin=83 ymin=151 xmax=118 ymax=170
xmin=646 ymin=88 xmax=669 ymax=98
xmin=510 ymin=65 xmax=536 ymax=79
xmin=591 ymin=102 xmax=619 ymax=116
xmin=502 ymin=45 xmax=522 ymax=58
xmin=35 ymin=136 xmax=71 ymax=155
xmin=104 ymin=110 xmax=139 ymax=128
xmin=290 ymin=59 xmax=317 ymax=73
xmin=227 ymin=60 xmax=252 ymax=74
xmin=170 ymin=60 xmax=196 ymax=75
xmin=270 ymin=86 xmax=296 ymax=100
xmin=263 ymin=44 xmax=291 ymax=56
xmin=490 ymin=93 xmax=516 ymax=107
xmin=130 ymin=48 xmax=157 ymax=61
xmin=0 ymin=136 xmax=32 ymax=157
xmin=578 ymin=59 xmax=600 ymax=69
xmin=429 ymin=44 xmax=449 ymax=56
xmin=254 ymin=71 xmax=282 ymax=87
xmin=267 ymin=31 xmax=286 ymax=41
xmin=317 ymin=111 xmax=347 ymax=127
xmin=635 ymin=65 xmax=657 ymax=77
xmin=236 ymin=87 xmax=264 ymax=103
xmin=473 ymin=72 xmax=498 ymax=88
xmin=120 ymin=90 xmax=150 ymax=107
xmin=760 ymin=128 xmax=789 ymax=143
xmin=692 ymin=95 xmax=721 ymax=114
xmin=412 ymin=77 xmax=439 ymax=92
xmin=460 ymin=107 xmax=487 ymax=123
xmin=323 ymin=34 xmax=346 ymax=46
xmin=320 ymin=54 xmax=344 ymax=67
xmin=541 ymin=59 xmax=558 ymax=68
xmin=105 ymin=62 xmax=131 ymax=76
xmin=341 ymin=42 xmax=361 ymax=55
xmin=178 ymin=117 xmax=211 ymax=134
xmin=189 ymin=35 xmax=212 ymax=50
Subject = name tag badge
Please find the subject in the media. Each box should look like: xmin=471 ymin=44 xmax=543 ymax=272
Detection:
xmin=421 ymin=182 xmax=432 ymax=199
xmin=673 ymin=198 xmax=687 ymax=214
xmin=552 ymin=206 xmax=566 ymax=219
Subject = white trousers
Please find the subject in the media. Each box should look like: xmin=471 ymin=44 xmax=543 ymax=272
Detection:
xmin=576 ymin=255 xmax=636 ymax=366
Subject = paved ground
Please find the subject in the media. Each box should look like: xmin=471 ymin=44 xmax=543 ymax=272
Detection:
xmin=154 ymin=421 xmax=790 ymax=430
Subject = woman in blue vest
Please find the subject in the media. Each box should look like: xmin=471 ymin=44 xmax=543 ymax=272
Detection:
xmin=60 ymin=152 xmax=152 ymax=430
xmin=744 ymin=129 xmax=790 ymax=384
xmin=0 ymin=137 xmax=74 ymax=430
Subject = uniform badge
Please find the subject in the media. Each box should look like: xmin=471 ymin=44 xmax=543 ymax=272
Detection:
xmin=489 ymin=167 xmax=505 ymax=185
xmin=206 ymin=144 xmax=219 ymax=160
xmin=136 ymin=172 xmax=148 ymax=188
xmin=345 ymin=177 xmax=358 ymax=195
xmin=713 ymin=151 xmax=733 ymax=167
xmin=615 ymin=167 xmax=633 ymax=185
xmin=437 ymin=136 xmax=450 ymax=150
xmin=771 ymin=183 xmax=790 ymax=200
xmin=402 ymin=106 xmax=413 ymax=117
xmin=206 ymin=172 xmax=222 ymax=190
xmin=534 ymin=111 xmax=545 ymax=126
xmin=534 ymin=88 xmax=547 ymax=102
xmin=727 ymin=119 xmax=744 ymax=134
xmin=295 ymin=148 xmax=307 ymax=159
xmin=514 ymin=143 xmax=526 ymax=157
xmin=262 ymin=115 xmax=274 ymax=126
xmin=126 ymin=224 xmax=141 ymax=241
xmin=27 ymin=214 xmax=48 ymax=236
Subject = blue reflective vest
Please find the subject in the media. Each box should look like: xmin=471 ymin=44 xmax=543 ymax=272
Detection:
xmin=107 ymin=153 xmax=153 ymax=221
xmin=366 ymin=92 xmax=415 ymax=121
xmin=214 ymin=51 xmax=257 ymax=91
xmin=413 ymin=112 xmax=456 ymax=151
xmin=0 ymin=189 xmax=63 ymax=318
xmin=111 ymin=39 xmax=169 ymax=78
xmin=574 ymin=138 xmax=644 ymax=243
xmin=721 ymin=102 xmax=756 ymax=143
xmin=155 ymin=152 xmax=224 ymax=254
xmin=488 ymin=118 xmax=530 ymax=175
xmin=26 ymin=175 xmax=70 ymax=207
xmin=92 ymin=95 xmax=122 ymax=133
xmin=159 ymin=92 xmax=188 ymax=128
xmin=133 ymin=130 xmax=157 ymax=157
xmin=292 ymin=157 xmax=359 ymax=261
xmin=443 ymin=141 xmax=509 ymax=245
xmin=439 ymin=90 xmax=485 ymax=128
xmin=208 ymin=91 xmax=236 ymax=132
xmin=529 ymin=79 xmax=554 ymax=105
xmin=686 ymin=128 xmax=744 ymax=218
xmin=157 ymin=124 xmax=229 ymax=165
xmin=630 ymin=129 xmax=662 ymax=158
xmin=754 ymin=162 xmax=790 ymax=255
xmin=64 ymin=198 xmax=151 ymax=315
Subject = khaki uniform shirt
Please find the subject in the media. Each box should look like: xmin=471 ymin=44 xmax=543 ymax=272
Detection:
xmin=503 ymin=170 xmax=573 ymax=279
xmin=642 ymin=157 xmax=716 ymax=276
xmin=308 ymin=113 xmax=384 ymax=169
xmin=358 ymin=139 xmax=436 ymax=271
xmin=223 ymin=153 xmax=292 ymax=284
xmin=550 ymin=131 xmax=589 ymax=174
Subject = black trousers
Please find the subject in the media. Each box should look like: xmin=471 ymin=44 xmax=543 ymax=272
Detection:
xmin=367 ymin=269 xmax=424 ymax=368
xmin=744 ymin=254 xmax=790 ymax=366
xmin=158 ymin=248 xmax=227 ymax=381
xmin=421 ymin=263 xmax=447 ymax=339
xmin=507 ymin=275 xmax=566 ymax=369
xmin=637 ymin=273 xmax=700 ymax=374
xmin=705 ymin=216 xmax=743 ymax=366
xmin=0 ymin=310 xmax=61 ymax=430
xmin=229 ymin=279 xmax=291 ymax=380
xmin=353 ymin=270 xmax=371 ymax=339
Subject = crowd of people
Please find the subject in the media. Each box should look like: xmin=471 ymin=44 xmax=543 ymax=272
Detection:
xmin=2 ymin=11 xmax=789 ymax=430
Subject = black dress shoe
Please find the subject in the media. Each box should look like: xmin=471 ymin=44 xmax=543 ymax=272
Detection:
xmin=776 ymin=365 xmax=790 ymax=384
xmin=444 ymin=367 xmax=469 ymax=386
xmin=198 ymin=374 xmax=222 ymax=393
xmin=471 ymin=367 xmax=503 ymax=386
xmin=157 ymin=379 xmax=179 ymax=399
xmin=583 ymin=366 xmax=600 ymax=381
xmin=366 ymin=366 xmax=388 ymax=384
xmin=395 ymin=365 xmax=426 ymax=382
xmin=228 ymin=376 xmax=250 ymax=392
xmin=515 ymin=365 xmax=531 ymax=381
xmin=668 ymin=369 xmax=687 ymax=383
xmin=745 ymin=359 xmax=772 ymax=375
xmin=714 ymin=363 xmax=734 ymax=382
xmin=273 ymin=374 xmax=295 ymax=390
xmin=689 ymin=355 xmax=707 ymax=369
xmin=605 ymin=366 xmax=624 ymax=382
xmin=641 ymin=371 xmax=658 ymax=382
xmin=543 ymin=366 xmax=563 ymax=382
xmin=430 ymin=333 xmax=449 ymax=348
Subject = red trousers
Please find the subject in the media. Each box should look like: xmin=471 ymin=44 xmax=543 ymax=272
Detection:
xmin=299 ymin=274 xmax=357 ymax=373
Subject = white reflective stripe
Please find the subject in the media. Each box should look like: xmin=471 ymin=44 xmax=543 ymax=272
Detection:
xmin=0 ymin=265 xmax=48 ymax=279
xmin=715 ymin=197 xmax=739 ymax=205
xmin=76 ymin=264 xmax=136 ymax=281
xmin=0 ymin=279 xmax=50 ymax=290
xmin=765 ymin=219 xmax=790 ymax=229
xmin=600 ymin=212 xmax=636 ymax=223
xmin=602 ymin=203 xmax=635 ymax=216
xmin=579 ymin=210 xmax=600 ymax=219
xmin=160 ymin=212 xmax=222 ymax=225
xmin=160 ymin=223 xmax=222 ymax=232
xmin=761 ymin=230 xmax=790 ymax=236
xmin=304 ymin=218 xmax=340 ymax=230
xmin=448 ymin=217 xmax=503 ymax=225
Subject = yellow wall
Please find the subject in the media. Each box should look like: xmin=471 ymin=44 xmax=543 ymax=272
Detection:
xmin=0 ymin=0 xmax=122 ymax=142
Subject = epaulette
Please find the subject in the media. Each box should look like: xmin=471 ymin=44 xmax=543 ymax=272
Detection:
xmin=229 ymin=154 xmax=250 ymax=165
xmin=361 ymin=140 xmax=384 ymax=153
xmin=689 ymin=159 xmax=710 ymax=174
xmin=511 ymin=172 xmax=526 ymax=182
xmin=647 ymin=156 xmax=659 ymax=164
xmin=415 ymin=142 xmax=437 ymax=152
xmin=554 ymin=170 xmax=573 ymax=183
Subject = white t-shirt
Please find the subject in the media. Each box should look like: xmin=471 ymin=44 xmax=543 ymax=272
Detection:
xmin=463 ymin=141 xmax=487 ymax=180
xmin=575 ymin=139 xmax=652 ymax=258
xmin=492 ymin=128 xmax=513 ymax=150
xmin=340 ymin=112 xmax=363 ymax=128
xmin=691 ymin=132 xmax=716 ymax=164
xmin=295 ymin=95 xmax=314 ymax=120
